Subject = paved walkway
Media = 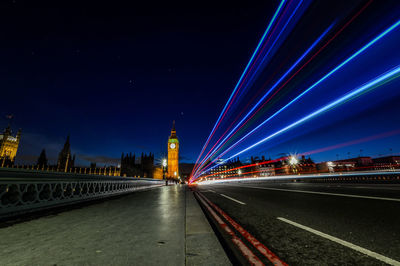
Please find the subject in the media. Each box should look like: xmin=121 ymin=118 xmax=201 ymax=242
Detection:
xmin=0 ymin=185 xmax=230 ymax=266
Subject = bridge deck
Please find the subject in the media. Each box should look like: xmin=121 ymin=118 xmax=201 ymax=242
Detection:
xmin=0 ymin=185 xmax=230 ymax=266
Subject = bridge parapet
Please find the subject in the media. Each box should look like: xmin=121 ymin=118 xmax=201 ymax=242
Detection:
xmin=0 ymin=168 xmax=164 ymax=219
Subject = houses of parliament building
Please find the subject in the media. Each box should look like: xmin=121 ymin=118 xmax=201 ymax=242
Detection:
xmin=0 ymin=125 xmax=21 ymax=167
xmin=0 ymin=123 xmax=181 ymax=180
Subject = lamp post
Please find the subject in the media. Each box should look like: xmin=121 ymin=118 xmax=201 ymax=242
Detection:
xmin=289 ymin=155 xmax=298 ymax=174
xmin=162 ymin=158 xmax=167 ymax=186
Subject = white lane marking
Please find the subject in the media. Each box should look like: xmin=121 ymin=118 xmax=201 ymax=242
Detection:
xmin=239 ymin=185 xmax=400 ymax=202
xmin=354 ymin=186 xmax=400 ymax=191
xmin=207 ymin=189 xmax=216 ymax=193
xmin=277 ymin=217 xmax=400 ymax=266
xmin=220 ymin=193 xmax=246 ymax=205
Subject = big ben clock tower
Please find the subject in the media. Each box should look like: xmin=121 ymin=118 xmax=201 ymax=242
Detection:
xmin=167 ymin=121 xmax=179 ymax=179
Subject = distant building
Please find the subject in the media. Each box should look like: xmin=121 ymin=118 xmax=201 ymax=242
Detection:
xmin=351 ymin=156 xmax=373 ymax=169
xmin=316 ymin=161 xmax=335 ymax=173
xmin=0 ymin=125 xmax=21 ymax=166
xmin=274 ymin=158 xmax=292 ymax=175
xmin=141 ymin=153 xmax=154 ymax=178
xmin=372 ymin=156 xmax=400 ymax=170
xmin=209 ymin=158 xmax=242 ymax=178
xmin=120 ymin=152 xmax=154 ymax=178
xmin=327 ymin=160 xmax=356 ymax=172
xmin=121 ymin=153 xmax=137 ymax=176
xmin=297 ymin=155 xmax=316 ymax=174
xmin=153 ymin=166 xmax=163 ymax=180
xmin=333 ymin=156 xmax=372 ymax=171
xmin=273 ymin=155 xmax=316 ymax=175
xmin=250 ymin=156 xmax=275 ymax=177
xmin=57 ymin=136 xmax=75 ymax=172
xmin=167 ymin=121 xmax=179 ymax=179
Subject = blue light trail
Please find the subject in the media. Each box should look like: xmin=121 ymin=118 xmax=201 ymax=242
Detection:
xmin=190 ymin=0 xmax=287 ymax=177
xmin=229 ymin=0 xmax=304 ymax=100
xmin=193 ymin=19 xmax=400 ymax=179
xmin=192 ymin=0 xmax=306 ymax=176
xmin=193 ymin=23 xmax=334 ymax=176
xmin=225 ymin=65 xmax=400 ymax=161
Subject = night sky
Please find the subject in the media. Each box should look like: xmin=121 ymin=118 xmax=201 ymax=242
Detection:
xmin=1 ymin=0 xmax=400 ymax=167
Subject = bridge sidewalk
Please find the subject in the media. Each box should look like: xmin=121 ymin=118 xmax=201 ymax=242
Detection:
xmin=0 ymin=185 xmax=230 ymax=266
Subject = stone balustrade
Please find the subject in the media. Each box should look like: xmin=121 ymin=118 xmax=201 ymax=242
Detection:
xmin=0 ymin=168 xmax=164 ymax=219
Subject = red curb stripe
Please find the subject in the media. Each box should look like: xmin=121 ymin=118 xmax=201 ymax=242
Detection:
xmin=198 ymin=192 xmax=287 ymax=266
xmin=195 ymin=192 xmax=264 ymax=266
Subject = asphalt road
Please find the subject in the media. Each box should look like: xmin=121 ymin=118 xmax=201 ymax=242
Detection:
xmin=196 ymin=182 xmax=400 ymax=265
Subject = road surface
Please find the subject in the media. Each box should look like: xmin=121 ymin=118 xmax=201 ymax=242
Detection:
xmin=196 ymin=182 xmax=400 ymax=265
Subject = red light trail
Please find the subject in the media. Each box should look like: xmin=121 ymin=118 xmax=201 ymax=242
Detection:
xmin=191 ymin=128 xmax=400 ymax=184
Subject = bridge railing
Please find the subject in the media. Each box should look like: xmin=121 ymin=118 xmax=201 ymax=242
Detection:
xmin=0 ymin=168 xmax=164 ymax=219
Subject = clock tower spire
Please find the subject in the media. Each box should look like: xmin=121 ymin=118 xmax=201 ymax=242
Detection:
xmin=171 ymin=120 xmax=176 ymax=138
xmin=167 ymin=121 xmax=179 ymax=180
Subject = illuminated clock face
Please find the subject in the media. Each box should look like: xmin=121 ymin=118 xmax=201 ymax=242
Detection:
xmin=170 ymin=143 xmax=176 ymax=149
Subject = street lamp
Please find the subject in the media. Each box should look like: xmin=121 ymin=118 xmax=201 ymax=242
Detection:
xmin=289 ymin=155 xmax=298 ymax=174
xmin=162 ymin=158 xmax=167 ymax=185
xmin=289 ymin=156 xmax=298 ymax=166
xmin=327 ymin=161 xmax=334 ymax=173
